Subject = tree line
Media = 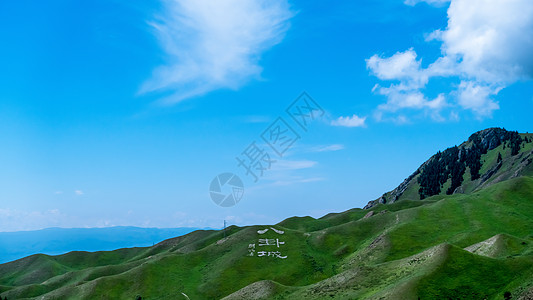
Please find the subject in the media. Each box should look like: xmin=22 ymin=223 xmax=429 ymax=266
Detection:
xmin=418 ymin=129 xmax=526 ymax=199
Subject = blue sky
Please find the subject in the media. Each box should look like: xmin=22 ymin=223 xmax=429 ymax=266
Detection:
xmin=1 ymin=0 xmax=532 ymax=231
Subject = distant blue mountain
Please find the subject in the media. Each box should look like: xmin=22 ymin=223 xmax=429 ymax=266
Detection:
xmin=0 ymin=226 xmax=202 ymax=264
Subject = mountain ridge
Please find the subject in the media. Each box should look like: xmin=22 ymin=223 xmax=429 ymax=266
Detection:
xmin=364 ymin=127 xmax=533 ymax=209
xmin=1 ymin=128 xmax=533 ymax=299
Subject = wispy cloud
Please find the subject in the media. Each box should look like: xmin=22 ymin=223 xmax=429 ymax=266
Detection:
xmin=331 ymin=114 xmax=367 ymax=127
xmin=246 ymin=176 xmax=325 ymax=193
xmin=0 ymin=208 xmax=64 ymax=232
xmin=310 ymin=144 xmax=345 ymax=152
xmin=242 ymin=159 xmax=323 ymax=189
xmin=270 ymin=177 xmax=325 ymax=186
xmin=270 ymin=159 xmax=317 ymax=171
xmin=140 ymin=0 xmax=294 ymax=104
xmin=368 ymin=0 xmax=533 ymax=120
xmin=75 ymin=190 xmax=84 ymax=196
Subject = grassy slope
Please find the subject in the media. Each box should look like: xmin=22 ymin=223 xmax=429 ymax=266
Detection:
xmin=1 ymin=134 xmax=532 ymax=299
xmin=0 ymin=176 xmax=532 ymax=299
xmin=394 ymin=132 xmax=533 ymax=202
xmin=232 ymin=176 xmax=533 ymax=299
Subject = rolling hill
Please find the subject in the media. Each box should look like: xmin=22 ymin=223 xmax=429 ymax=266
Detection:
xmin=1 ymin=128 xmax=532 ymax=299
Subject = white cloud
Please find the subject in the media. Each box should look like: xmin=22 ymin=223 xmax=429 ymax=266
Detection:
xmin=246 ymin=176 xmax=325 ymax=191
xmin=311 ymin=144 xmax=345 ymax=152
xmin=0 ymin=209 xmax=65 ymax=232
xmin=456 ymin=81 xmax=500 ymax=117
xmin=367 ymin=49 xmax=427 ymax=88
xmin=75 ymin=190 xmax=83 ymax=196
xmin=367 ymin=50 xmax=448 ymax=116
xmin=368 ymin=0 xmax=533 ymax=120
xmin=270 ymin=160 xmax=317 ymax=171
xmin=246 ymin=159 xmax=322 ymax=188
xmin=376 ymin=86 xmax=447 ymax=111
xmin=140 ymin=0 xmax=294 ymax=104
xmin=440 ymin=0 xmax=533 ymax=83
xmin=270 ymin=177 xmax=325 ymax=186
xmin=331 ymin=114 xmax=367 ymax=127
xmin=374 ymin=111 xmax=413 ymax=124
xmin=394 ymin=115 xmax=411 ymax=124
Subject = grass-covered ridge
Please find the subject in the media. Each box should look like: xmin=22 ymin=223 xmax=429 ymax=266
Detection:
xmin=364 ymin=128 xmax=533 ymax=208
xmin=0 ymin=176 xmax=532 ymax=299
xmin=1 ymin=128 xmax=533 ymax=299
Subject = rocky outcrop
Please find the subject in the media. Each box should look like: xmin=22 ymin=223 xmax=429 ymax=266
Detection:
xmin=512 ymin=151 xmax=533 ymax=179
xmin=363 ymin=211 xmax=374 ymax=219
xmin=479 ymin=160 xmax=502 ymax=183
xmin=222 ymin=280 xmax=278 ymax=300
xmin=363 ymin=170 xmax=419 ymax=209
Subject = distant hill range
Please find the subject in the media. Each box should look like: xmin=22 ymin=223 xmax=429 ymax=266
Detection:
xmin=1 ymin=128 xmax=533 ymax=299
xmin=0 ymin=226 xmax=200 ymax=264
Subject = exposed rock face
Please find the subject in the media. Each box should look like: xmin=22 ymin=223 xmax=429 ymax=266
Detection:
xmin=388 ymin=171 xmax=420 ymax=203
xmin=464 ymin=234 xmax=502 ymax=257
xmin=513 ymin=152 xmax=533 ymax=179
xmin=363 ymin=197 xmax=382 ymax=210
xmin=221 ymin=280 xmax=277 ymax=300
xmin=463 ymin=127 xmax=523 ymax=153
xmin=363 ymin=211 xmax=374 ymax=219
xmin=363 ymin=170 xmax=419 ymax=209
xmin=480 ymin=160 xmax=502 ymax=182
xmin=469 ymin=127 xmax=513 ymax=151
xmin=517 ymin=286 xmax=533 ymax=300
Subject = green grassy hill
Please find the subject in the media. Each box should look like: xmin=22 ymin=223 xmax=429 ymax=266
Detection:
xmin=365 ymin=128 xmax=533 ymax=208
xmin=1 ymin=128 xmax=533 ymax=300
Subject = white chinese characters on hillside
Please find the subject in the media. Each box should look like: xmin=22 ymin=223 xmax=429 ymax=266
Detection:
xmin=247 ymin=227 xmax=287 ymax=259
